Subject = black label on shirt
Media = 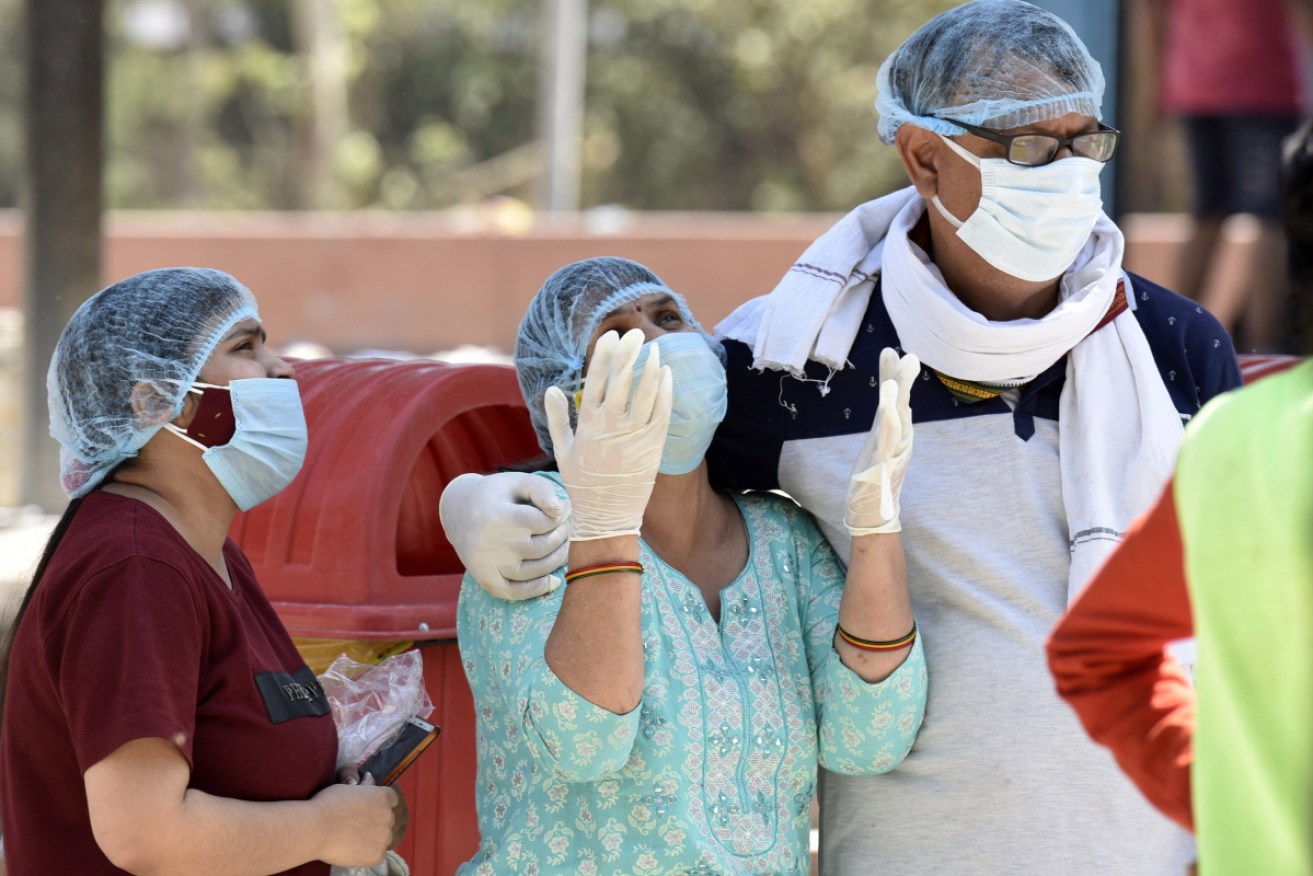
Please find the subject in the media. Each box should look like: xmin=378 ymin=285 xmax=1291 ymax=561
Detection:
xmin=254 ymin=666 xmax=332 ymax=724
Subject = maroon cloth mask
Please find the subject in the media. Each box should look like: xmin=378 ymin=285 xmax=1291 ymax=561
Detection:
xmin=183 ymin=385 xmax=236 ymax=448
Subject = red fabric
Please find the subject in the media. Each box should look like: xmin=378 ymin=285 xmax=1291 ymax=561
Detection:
xmin=0 ymin=491 xmax=337 ymax=874
xmin=1090 ymin=280 xmax=1129 ymax=336
xmin=1161 ymin=0 xmax=1303 ymax=114
xmin=1046 ymin=480 xmax=1197 ymax=831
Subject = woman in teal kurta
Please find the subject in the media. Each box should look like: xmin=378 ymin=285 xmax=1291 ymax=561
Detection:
xmin=455 ymin=257 xmax=927 ymax=876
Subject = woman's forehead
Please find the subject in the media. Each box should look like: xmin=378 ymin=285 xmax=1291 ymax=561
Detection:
xmin=600 ymin=292 xmax=678 ymax=320
xmin=221 ymin=317 xmax=265 ymax=340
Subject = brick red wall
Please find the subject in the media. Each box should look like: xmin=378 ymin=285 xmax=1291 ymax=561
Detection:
xmin=0 ymin=210 xmax=1199 ymax=354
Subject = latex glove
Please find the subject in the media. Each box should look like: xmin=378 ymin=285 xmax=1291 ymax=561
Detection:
xmin=845 ymin=347 xmax=919 ymax=535
xmin=332 ymin=850 xmax=408 ymax=876
xmin=545 ymin=328 xmax=673 ymax=541
xmin=438 ymin=471 xmax=572 ymax=601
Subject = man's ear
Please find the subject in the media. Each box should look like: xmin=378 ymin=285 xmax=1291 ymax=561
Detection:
xmin=131 ymin=382 xmax=195 ymax=428
xmin=895 ymin=125 xmax=941 ymax=200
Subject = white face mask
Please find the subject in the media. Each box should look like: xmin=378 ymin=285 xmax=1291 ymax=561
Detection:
xmin=930 ymin=132 xmax=1105 ymax=282
xmin=165 ymin=378 xmax=308 ymax=511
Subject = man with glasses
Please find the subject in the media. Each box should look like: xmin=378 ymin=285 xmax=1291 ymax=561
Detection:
xmin=709 ymin=4 xmax=1237 ymax=871
xmin=440 ymin=1 xmax=1241 ymax=872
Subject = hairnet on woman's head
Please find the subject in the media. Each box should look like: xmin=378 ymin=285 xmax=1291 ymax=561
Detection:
xmin=48 ymin=267 xmax=260 ymax=498
xmin=515 ymin=256 xmax=720 ymax=457
xmin=875 ymin=0 xmax=1104 ymax=144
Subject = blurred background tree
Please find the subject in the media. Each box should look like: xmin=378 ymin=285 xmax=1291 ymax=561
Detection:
xmin=0 ymin=0 xmax=959 ymax=212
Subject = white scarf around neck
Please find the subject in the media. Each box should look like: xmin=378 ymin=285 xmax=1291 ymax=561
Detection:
xmin=717 ymin=185 xmax=1185 ymax=602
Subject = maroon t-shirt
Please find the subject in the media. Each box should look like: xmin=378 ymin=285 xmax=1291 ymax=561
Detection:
xmin=0 ymin=491 xmax=338 ymax=874
xmin=1161 ymin=0 xmax=1303 ymax=115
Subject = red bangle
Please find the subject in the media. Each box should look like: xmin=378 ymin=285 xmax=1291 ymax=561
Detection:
xmin=564 ymin=562 xmax=644 ymax=584
xmin=837 ymin=621 xmax=917 ymax=652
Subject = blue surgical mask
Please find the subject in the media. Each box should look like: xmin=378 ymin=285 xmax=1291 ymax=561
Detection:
xmin=634 ymin=333 xmax=727 ymax=475
xmin=165 ymin=378 xmax=308 ymax=510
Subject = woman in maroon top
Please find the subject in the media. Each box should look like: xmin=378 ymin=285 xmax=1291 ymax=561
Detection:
xmin=0 ymin=268 xmax=406 ymax=874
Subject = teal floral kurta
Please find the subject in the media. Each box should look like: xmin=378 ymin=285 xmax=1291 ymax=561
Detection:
xmin=456 ymin=486 xmax=927 ymax=876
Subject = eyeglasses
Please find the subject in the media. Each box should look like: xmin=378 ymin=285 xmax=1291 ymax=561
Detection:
xmin=941 ymin=118 xmax=1120 ymax=167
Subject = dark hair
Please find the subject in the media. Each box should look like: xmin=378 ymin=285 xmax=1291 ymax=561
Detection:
xmin=1282 ymin=119 xmax=1313 ymax=355
xmin=499 ymin=456 xmax=559 ymax=474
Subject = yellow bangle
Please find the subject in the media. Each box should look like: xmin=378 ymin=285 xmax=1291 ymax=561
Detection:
xmin=564 ymin=562 xmax=644 ymax=584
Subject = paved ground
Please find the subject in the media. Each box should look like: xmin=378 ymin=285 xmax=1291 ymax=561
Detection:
xmin=0 ymin=508 xmax=58 ymax=629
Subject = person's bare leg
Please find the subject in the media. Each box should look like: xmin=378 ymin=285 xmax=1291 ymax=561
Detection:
xmin=1236 ymin=220 xmax=1288 ymax=351
xmin=1197 ymin=215 xmax=1287 ymax=349
xmin=1194 ymin=214 xmax=1253 ymax=336
xmin=1176 ymin=215 xmax=1224 ymax=304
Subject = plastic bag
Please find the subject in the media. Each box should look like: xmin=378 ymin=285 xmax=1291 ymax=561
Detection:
xmin=294 ymin=636 xmax=415 ymax=675
xmin=319 ymin=649 xmax=434 ymax=770
xmin=319 ymin=650 xmax=432 ymax=876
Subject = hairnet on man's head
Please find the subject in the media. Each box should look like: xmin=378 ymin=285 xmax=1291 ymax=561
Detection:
xmin=875 ymin=0 xmax=1104 ymax=144
xmin=515 ymin=256 xmax=719 ymax=457
xmin=48 ymin=267 xmax=260 ymax=498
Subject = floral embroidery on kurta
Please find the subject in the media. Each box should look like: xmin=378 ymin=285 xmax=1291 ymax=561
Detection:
xmin=457 ymin=485 xmax=927 ymax=875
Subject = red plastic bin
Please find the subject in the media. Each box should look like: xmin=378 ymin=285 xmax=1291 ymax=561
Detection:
xmin=229 ymin=357 xmax=541 ymax=876
xmin=1238 ymin=352 xmax=1302 ymax=384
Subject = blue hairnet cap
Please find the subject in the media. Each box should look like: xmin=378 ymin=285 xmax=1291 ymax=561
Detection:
xmin=48 ymin=267 xmax=260 ymax=498
xmin=875 ymin=0 xmax=1105 ymax=144
xmin=515 ymin=256 xmax=720 ymax=457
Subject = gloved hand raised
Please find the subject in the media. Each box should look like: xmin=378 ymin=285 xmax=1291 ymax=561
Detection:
xmin=845 ymin=347 xmax=919 ymax=536
xmin=544 ymin=328 xmax=673 ymax=541
xmin=438 ymin=471 xmax=573 ymax=601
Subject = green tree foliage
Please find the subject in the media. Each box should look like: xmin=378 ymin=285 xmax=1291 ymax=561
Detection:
xmin=0 ymin=0 xmax=22 ymax=209
xmin=0 ymin=0 xmax=961 ymax=212
xmin=582 ymin=0 xmax=959 ymax=211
